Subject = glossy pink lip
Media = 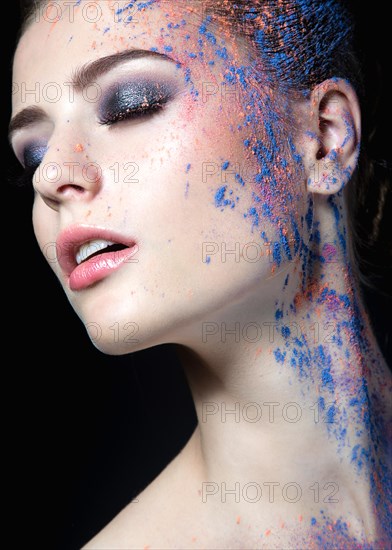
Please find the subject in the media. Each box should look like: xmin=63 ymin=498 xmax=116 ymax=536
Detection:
xmin=56 ymin=225 xmax=138 ymax=291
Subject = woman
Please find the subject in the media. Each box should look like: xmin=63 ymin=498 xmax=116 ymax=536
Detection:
xmin=10 ymin=0 xmax=391 ymax=548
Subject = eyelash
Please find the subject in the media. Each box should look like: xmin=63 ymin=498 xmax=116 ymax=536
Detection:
xmin=99 ymin=96 xmax=169 ymax=126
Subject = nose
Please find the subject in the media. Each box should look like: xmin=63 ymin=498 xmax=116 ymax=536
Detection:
xmin=34 ymin=140 xmax=102 ymax=206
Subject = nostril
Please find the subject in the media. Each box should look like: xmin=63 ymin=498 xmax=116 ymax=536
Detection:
xmin=57 ymin=184 xmax=85 ymax=194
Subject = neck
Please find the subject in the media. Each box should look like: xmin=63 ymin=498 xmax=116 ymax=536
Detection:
xmin=175 ymin=193 xmax=392 ymax=546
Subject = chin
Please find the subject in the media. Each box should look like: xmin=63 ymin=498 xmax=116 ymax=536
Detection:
xmin=82 ymin=318 xmax=162 ymax=357
xmin=87 ymin=332 xmax=146 ymax=356
xmin=65 ymin=284 xmax=172 ymax=356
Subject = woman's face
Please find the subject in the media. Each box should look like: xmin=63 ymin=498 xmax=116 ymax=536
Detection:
xmin=11 ymin=1 xmax=307 ymax=353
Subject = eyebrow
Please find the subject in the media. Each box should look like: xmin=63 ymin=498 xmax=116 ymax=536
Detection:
xmin=9 ymin=48 xmax=175 ymax=142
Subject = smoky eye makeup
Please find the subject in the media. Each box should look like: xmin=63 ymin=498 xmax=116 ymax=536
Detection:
xmin=12 ymin=143 xmax=48 ymax=188
xmin=98 ymin=78 xmax=177 ymax=126
xmin=23 ymin=144 xmax=48 ymax=169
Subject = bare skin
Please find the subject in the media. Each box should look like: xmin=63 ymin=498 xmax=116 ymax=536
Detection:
xmin=11 ymin=2 xmax=391 ymax=548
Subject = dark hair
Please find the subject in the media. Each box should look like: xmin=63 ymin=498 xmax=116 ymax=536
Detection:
xmin=17 ymin=0 xmax=391 ymax=335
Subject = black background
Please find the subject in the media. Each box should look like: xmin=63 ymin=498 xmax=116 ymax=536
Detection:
xmin=3 ymin=3 xmax=391 ymax=549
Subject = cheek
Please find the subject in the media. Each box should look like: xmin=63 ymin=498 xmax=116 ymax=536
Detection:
xmin=32 ymin=199 xmax=48 ymax=247
xmin=127 ymin=89 xmax=306 ymax=268
xmin=32 ymin=199 xmax=59 ymax=269
xmin=170 ymin=77 xmax=307 ymax=264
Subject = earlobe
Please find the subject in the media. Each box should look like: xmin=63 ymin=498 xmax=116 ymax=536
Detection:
xmin=305 ymin=79 xmax=361 ymax=195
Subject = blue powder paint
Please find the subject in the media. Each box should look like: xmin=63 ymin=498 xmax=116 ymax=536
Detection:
xmin=214 ymin=186 xmax=237 ymax=210
xmin=279 ymin=229 xmax=292 ymax=261
xmin=274 ymin=349 xmax=286 ymax=363
xmin=216 ymin=47 xmax=228 ymax=60
xmin=164 ymin=45 xmax=173 ymax=53
xmin=260 ymin=231 xmax=268 ymax=243
xmin=114 ymin=1 xmax=141 ymax=24
xmin=326 ymin=405 xmax=336 ymax=423
xmin=340 ymin=295 xmax=350 ymax=308
xmin=262 ymin=203 xmax=272 ymax=218
xmin=224 ymin=69 xmax=236 ymax=85
xmin=244 ymin=7 xmax=258 ymax=21
xmin=186 ymin=163 xmax=191 ymax=174
xmin=205 ymin=256 xmax=211 ymax=264
xmin=351 ymin=445 xmax=370 ymax=472
xmin=311 ymin=517 xmax=317 ymax=525
xmin=315 ymin=345 xmax=335 ymax=392
xmin=321 ymin=367 xmax=334 ymax=391
xmin=327 ymin=196 xmax=345 ymax=254
xmin=137 ymin=0 xmax=155 ymax=10
xmin=235 ymin=173 xmax=245 ymax=186
xmin=273 ymin=242 xmax=281 ymax=267
xmin=205 ymin=32 xmax=217 ymax=45
xmin=291 ymin=218 xmax=301 ymax=255
xmin=199 ymin=18 xmax=217 ymax=45
xmin=275 ymin=309 xmax=283 ymax=320
xmin=282 ymin=326 xmax=291 ymax=338
xmin=183 ymin=68 xmax=198 ymax=98
xmin=252 ymin=1 xmax=352 ymax=87
xmin=214 ymin=186 xmax=227 ymax=208
xmin=115 ymin=2 xmax=133 ymax=16
xmin=294 ymin=338 xmax=304 ymax=348
xmin=247 ymin=207 xmax=259 ymax=229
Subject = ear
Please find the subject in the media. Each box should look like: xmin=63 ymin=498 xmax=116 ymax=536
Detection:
xmin=303 ymin=78 xmax=361 ymax=195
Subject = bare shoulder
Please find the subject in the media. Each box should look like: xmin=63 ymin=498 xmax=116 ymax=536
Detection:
xmin=82 ymin=429 xmax=206 ymax=549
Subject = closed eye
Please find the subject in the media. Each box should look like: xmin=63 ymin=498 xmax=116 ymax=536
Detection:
xmin=13 ymin=144 xmax=48 ymax=188
xmin=98 ymin=80 xmax=174 ymax=126
xmin=98 ymin=97 xmax=168 ymax=125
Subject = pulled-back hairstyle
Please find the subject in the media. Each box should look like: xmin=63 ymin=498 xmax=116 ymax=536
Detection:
xmin=16 ymin=1 xmax=391 ymax=315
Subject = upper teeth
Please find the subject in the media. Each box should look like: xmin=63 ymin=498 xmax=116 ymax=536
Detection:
xmin=76 ymin=239 xmax=115 ymax=265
